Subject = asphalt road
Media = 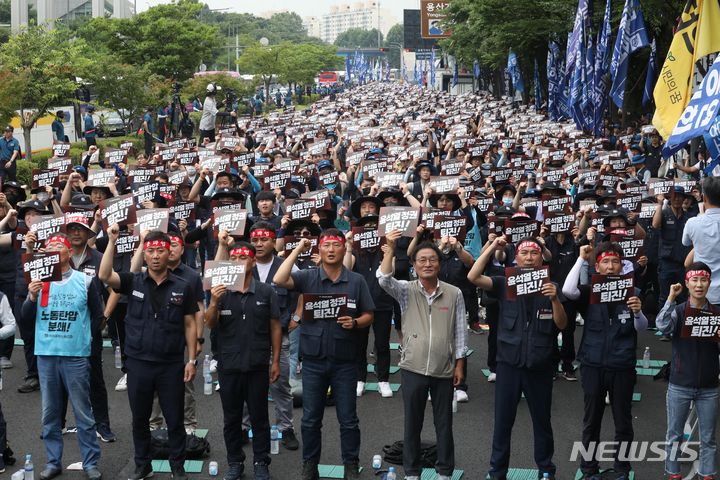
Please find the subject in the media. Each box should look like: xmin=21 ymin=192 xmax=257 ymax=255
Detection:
xmin=0 ymin=326 xmax=674 ymax=479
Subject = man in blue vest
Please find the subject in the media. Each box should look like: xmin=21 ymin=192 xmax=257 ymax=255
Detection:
xmin=21 ymin=233 xmax=104 ymax=480
xmin=468 ymin=236 xmax=567 ymax=480
xmin=562 ymin=242 xmax=648 ymax=479
xmin=83 ymin=107 xmax=97 ymax=149
xmin=0 ymin=126 xmax=21 ymax=182
xmin=51 ymin=111 xmax=66 ymax=143
xmin=274 ymin=229 xmax=375 ymax=480
xmin=206 ymin=240 xmax=282 ymax=480
xmin=98 ymin=226 xmax=198 ymax=480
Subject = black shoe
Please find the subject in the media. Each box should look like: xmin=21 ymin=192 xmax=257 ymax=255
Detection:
xmin=223 ymin=462 xmax=244 ymax=480
xmin=85 ymin=467 xmax=102 ymax=480
xmin=560 ymin=370 xmax=577 ymax=381
xmin=40 ymin=467 xmax=62 ymax=480
xmin=171 ymin=466 xmax=187 ymax=480
xmin=253 ymin=462 xmax=269 ymax=480
xmin=18 ymin=376 xmax=39 ymax=393
xmin=343 ymin=462 xmax=360 ymax=480
xmin=127 ymin=464 xmax=153 ymax=480
xmin=96 ymin=424 xmax=117 ymax=443
xmin=241 ymin=429 xmax=249 ymax=445
xmin=281 ymin=429 xmax=299 ymax=450
xmin=301 ymin=462 xmax=319 ymax=480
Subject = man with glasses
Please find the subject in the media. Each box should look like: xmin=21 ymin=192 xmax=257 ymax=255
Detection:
xmin=274 ymin=229 xmax=375 ymax=480
xmin=376 ymin=230 xmax=468 ymax=480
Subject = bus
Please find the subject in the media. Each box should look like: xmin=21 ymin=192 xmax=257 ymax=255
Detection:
xmin=318 ymin=71 xmax=338 ymax=85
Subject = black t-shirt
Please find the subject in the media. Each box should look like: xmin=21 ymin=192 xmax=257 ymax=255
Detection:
xmin=117 ymin=271 xmax=199 ymax=316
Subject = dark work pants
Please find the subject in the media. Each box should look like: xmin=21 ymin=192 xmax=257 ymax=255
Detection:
xmin=199 ymin=129 xmax=216 ymax=145
xmin=401 ymin=369 xmax=454 ymax=477
xmin=580 ymin=366 xmax=636 ymax=475
xmin=557 ymin=301 xmax=577 ymax=372
xmin=0 ymin=163 xmax=17 ymax=182
xmin=107 ymin=303 xmax=127 ymax=349
xmin=301 ymin=358 xmax=359 ymax=464
xmin=485 ymin=302 xmax=499 ymax=373
xmin=658 ymin=261 xmax=686 ymax=309
xmin=0 ymin=280 xmax=15 ymax=359
xmin=0 ymin=397 xmax=6 ymax=465
xmin=144 ymin=132 xmax=153 ymax=157
xmin=14 ymin=294 xmax=37 ymax=379
xmin=85 ymin=136 xmax=96 ymax=149
xmin=125 ymin=357 xmax=186 ymax=469
xmin=60 ymin=350 xmax=111 ymax=429
xmin=218 ymin=369 xmax=270 ymax=465
xmin=489 ymin=363 xmax=555 ymax=479
xmin=457 ymin=291 xmax=479 ymax=391
xmin=357 ymin=309 xmax=392 ymax=382
xmin=392 ymin=300 xmax=402 ymax=331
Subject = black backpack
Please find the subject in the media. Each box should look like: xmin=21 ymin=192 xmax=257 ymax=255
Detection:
xmin=150 ymin=429 xmax=210 ymax=459
xmin=382 ymin=440 xmax=436 ymax=467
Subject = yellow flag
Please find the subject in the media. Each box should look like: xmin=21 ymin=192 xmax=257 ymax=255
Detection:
xmin=653 ymin=0 xmax=720 ymax=139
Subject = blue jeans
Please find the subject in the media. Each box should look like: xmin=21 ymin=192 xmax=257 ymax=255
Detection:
xmin=38 ymin=356 xmax=101 ymax=471
xmin=289 ymin=327 xmax=300 ymax=383
xmin=301 ymin=358 xmax=359 ymax=464
xmin=666 ymin=383 xmax=718 ymax=476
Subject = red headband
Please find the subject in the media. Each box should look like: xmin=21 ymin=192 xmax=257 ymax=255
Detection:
xmin=144 ymin=240 xmax=170 ymax=251
xmin=168 ymin=235 xmax=184 ymax=246
xmin=516 ymin=241 xmax=541 ymax=253
xmin=596 ymin=251 xmax=621 ymax=263
xmin=250 ymin=229 xmax=276 ymax=239
xmin=686 ymin=270 xmax=711 ymax=282
xmin=46 ymin=235 xmax=71 ymax=249
xmin=319 ymin=235 xmax=345 ymax=246
xmin=229 ymin=247 xmax=255 ymax=258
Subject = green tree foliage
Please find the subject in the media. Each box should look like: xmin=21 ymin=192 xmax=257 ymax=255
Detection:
xmin=0 ymin=70 xmax=26 ymax=126
xmin=334 ymin=28 xmax=383 ymax=48
xmin=182 ymin=72 xmax=256 ymax=105
xmin=74 ymin=0 xmax=220 ymax=80
xmin=384 ymin=23 xmax=404 ymax=70
xmin=0 ymin=25 xmax=88 ymax=160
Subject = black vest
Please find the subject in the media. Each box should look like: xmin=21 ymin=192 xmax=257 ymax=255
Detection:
xmin=669 ymin=302 xmax=720 ymax=388
xmin=253 ymin=256 xmax=294 ymax=329
xmin=354 ymin=250 xmax=394 ymax=311
xmin=216 ymin=283 xmax=274 ymax=372
xmin=577 ymin=302 xmax=636 ymax=370
xmin=659 ymin=208 xmax=691 ymax=263
xmin=124 ymin=274 xmax=188 ymax=363
xmin=497 ymin=293 xmax=556 ymax=370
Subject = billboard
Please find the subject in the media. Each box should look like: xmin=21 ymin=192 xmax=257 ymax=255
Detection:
xmin=420 ymin=1 xmax=452 ymax=39
xmin=403 ymin=9 xmax=438 ymax=51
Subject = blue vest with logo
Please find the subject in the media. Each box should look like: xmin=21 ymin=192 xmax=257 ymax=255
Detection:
xmin=35 ymin=271 xmax=91 ymax=357
xmin=577 ymin=302 xmax=637 ymax=370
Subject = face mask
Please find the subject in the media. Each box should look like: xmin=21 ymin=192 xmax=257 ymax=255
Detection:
xmin=502 ymin=197 xmax=513 ymax=206
xmin=361 ymin=187 xmax=372 ymax=196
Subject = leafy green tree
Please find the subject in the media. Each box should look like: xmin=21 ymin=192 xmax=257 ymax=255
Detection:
xmin=0 ymin=70 xmax=26 ymax=126
xmin=182 ymin=72 xmax=256 ymax=106
xmin=279 ymin=43 xmax=344 ymax=87
xmin=334 ymin=28 xmax=383 ymax=48
xmin=237 ymin=43 xmax=284 ymax=103
xmin=0 ymin=25 xmax=88 ymax=160
xmin=384 ymin=24 xmax=404 ymax=70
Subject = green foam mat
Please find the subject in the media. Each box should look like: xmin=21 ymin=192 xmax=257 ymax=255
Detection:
xmin=14 ymin=338 xmax=23 ymax=346
xmin=635 ymin=359 xmax=665 ymax=367
xmin=318 ymin=465 xmax=363 ymax=478
xmin=574 ymin=470 xmax=635 ymax=480
xmin=422 ymin=468 xmax=464 ymax=479
xmin=247 ymin=429 xmax=282 ymax=439
xmin=481 ymin=369 xmax=492 ymax=377
xmin=102 ymin=340 xmax=113 ymax=348
xmin=636 ymin=367 xmax=660 ymax=376
xmin=365 ymin=382 xmax=401 ymax=392
xmin=193 ymin=428 xmax=208 ymax=438
xmin=150 ymin=460 xmax=203 ymax=473
xmin=488 ymin=469 xmax=540 ymax=480
xmin=367 ymin=364 xmax=400 ymax=374
xmin=633 ymin=392 xmax=641 ymax=402
xmin=390 ymin=342 xmax=400 ymax=350
xmin=465 ymin=348 xmax=474 ymax=357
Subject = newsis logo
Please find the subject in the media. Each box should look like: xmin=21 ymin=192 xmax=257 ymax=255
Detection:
xmin=570 ymin=441 xmax=699 ymax=464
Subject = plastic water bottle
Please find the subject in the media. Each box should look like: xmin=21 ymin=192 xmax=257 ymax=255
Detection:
xmin=643 ymin=347 xmax=651 ymax=369
xmin=372 ymin=454 xmax=382 ymax=469
xmin=270 ymin=425 xmax=279 ymax=454
xmin=452 ymin=391 xmax=458 ymax=413
xmin=24 ymin=454 xmax=33 ymax=480
xmin=543 ymin=474 xmax=549 ymax=480
xmin=114 ymin=346 xmax=122 ymax=369
xmin=208 ymin=461 xmax=218 ymax=476
xmin=203 ymin=355 xmax=211 ymax=378
xmin=387 ymin=466 xmax=396 ymax=480
xmin=203 ymin=373 xmax=213 ymax=396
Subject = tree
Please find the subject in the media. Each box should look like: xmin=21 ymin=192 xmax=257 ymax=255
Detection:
xmin=0 ymin=25 xmax=88 ymax=160
xmin=279 ymin=43 xmax=344 ymax=87
xmin=334 ymin=28 xmax=383 ymax=48
xmin=85 ymin=62 xmax=170 ymax=131
xmin=384 ymin=23 xmax=404 ymax=70
xmin=73 ymin=0 xmax=220 ymax=80
xmin=0 ymin=70 xmax=26 ymax=126
xmin=182 ymin=72 xmax=256 ymax=106
xmin=237 ymin=43 xmax=284 ymax=103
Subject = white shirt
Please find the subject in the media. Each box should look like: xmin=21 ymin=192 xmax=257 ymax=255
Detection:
xmin=199 ymin=96 xmax=219 ymax=131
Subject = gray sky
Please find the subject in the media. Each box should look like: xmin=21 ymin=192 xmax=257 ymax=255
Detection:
xmin=136 ymin=0 xmax=419 ymax=22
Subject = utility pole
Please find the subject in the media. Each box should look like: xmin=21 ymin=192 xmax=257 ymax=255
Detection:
xmin=236 ymin=33 xmax=239 ymax=73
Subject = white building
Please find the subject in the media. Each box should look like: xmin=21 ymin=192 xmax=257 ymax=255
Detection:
xmin=11 ymin=0 xmax=134 ymax=31
xmin=305 ymin=2 xmax=397 ymax=44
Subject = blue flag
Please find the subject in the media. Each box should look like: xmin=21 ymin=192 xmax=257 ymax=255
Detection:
xmin=345 ymin=56 xmax=351 ymax=84
xmin=402 ymin=61 xmax=408 ymax=83
xmin=566 ymin=0 xmax=593 ymax=78
xmin=452 ymin=59 xmax=459 ymax=88
xmin=473 ymin=59 xmax=481 ymax=79
xmin=547 ymin=41 xmax=561 ymax=121
xmin=664 ymin=54 xmax=720 ymax=158
xmin=507 ymin=50 xmax=525 ymax=94
xmin=430 ymin=49 xmax=436 ymax=89
xmin=534 ymin=59 xmax=542 ymax=112
xmin=704 ymin=115 xmax=720 ymax=174
xmin=642 ymin=38 xmax=657 ymax=106
xmin=582 ymin=35 xmax=595 ymax=131
xmin=609 ymin=0 xmax=650 ymax=108
xmin=569 ymin=29 xmax=585 ymax=129
xmin=593 ymin=0 xmax=612 ymax=135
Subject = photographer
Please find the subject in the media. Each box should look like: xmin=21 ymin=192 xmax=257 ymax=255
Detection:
xmin=199 ymin=83 xmax=237 ymax=144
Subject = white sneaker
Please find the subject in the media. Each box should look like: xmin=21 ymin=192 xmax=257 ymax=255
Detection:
xmin=215 ymin=381 xmax=221 ymax=391
xmin=605 ymin=392 xmax=610 ymax=405
xmin=356 ymin=381 xmax=365 ymax=397
xmin=114 ymin=373 xmax=127 ymax=392
xmin=455 ymin=389 xmax=469 ymax=403
xmin=576 ymin=312 xmax=584 ymax=326
xmin=405 ymin=476 xmax=420 ymax=480
xmin=378 ymin=381 xmax=393 ymax=398
xmin=487 ymin=372 xmax=497 ymax=383
xmin=209 ymin=359 xmax=218 ymax=373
